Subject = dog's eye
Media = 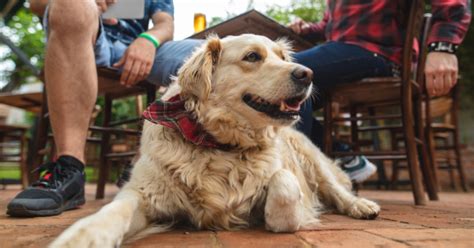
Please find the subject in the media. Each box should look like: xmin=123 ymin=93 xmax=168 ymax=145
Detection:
xmin=243 ymin=52 xmax=262 ymax=62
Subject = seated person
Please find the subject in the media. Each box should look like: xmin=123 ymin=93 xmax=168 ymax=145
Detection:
xmin=288 ymin=0 xmax=471 ymax=182
xmin=7 ymin=0 xmax=202 ymax=217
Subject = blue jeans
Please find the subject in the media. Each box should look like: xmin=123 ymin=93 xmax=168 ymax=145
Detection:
xmin=293 ymin=42 xmax=397 ymax=148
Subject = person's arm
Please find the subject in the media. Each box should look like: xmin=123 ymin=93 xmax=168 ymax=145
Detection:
xmin=113 ymin=0 xmax=174 ymax=86
xmin=301 ymin=10 xmax=329 ymax=43
xmin=425 ymin=0 xmax=471 ymax=97
xmin=29 ymin=0 xmax=48 ymax=17
xmin=288 ymin=9 xmax=329 ymax=43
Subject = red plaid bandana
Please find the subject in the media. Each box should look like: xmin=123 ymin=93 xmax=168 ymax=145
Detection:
xmin=143 ymin=95 xmax=232 ymax=150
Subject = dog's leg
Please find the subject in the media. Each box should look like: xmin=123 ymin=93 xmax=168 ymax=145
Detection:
xmin=289 ymin=131 xmax=380 ymax=220
xmin=265 ymin=169 xmax=319 ymax=232
xmin=49 ymin=189 xmax=148 ymax=248
xmin=311 ymin=150 xmax=380 ymax=219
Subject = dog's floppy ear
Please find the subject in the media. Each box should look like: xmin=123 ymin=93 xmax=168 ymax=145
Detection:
xmin=178 ymin=35 xmax=222 ymax=100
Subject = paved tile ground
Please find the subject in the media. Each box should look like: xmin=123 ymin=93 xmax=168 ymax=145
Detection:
xmin=0 ymin=184 xmax=473 ymax=248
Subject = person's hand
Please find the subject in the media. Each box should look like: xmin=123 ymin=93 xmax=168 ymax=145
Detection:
xmin=96 ymin=0 xmax=118 ymax=25
xmin=288 ymin=18 xmax=310 ymax=35
xmin=96 ymin=0 xmax=117 ymax=13
xmin=425 ymin=52 xmax=458 ymax=97
xmin=113 ymin=37 xmax=156 ymax=87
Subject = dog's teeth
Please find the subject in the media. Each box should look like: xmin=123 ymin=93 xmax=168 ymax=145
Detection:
xmin=280 ymin=102 xmax=288 ymax=112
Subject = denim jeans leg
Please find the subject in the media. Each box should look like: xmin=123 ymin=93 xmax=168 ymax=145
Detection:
xmin=148 ymin=39 xmax=204 ymax=86
xmin=293 ymin=42 xmax=396 ymax=148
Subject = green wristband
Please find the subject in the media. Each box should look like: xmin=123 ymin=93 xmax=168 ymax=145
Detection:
xmin=138 ymin=33 xmax=160 ymax=48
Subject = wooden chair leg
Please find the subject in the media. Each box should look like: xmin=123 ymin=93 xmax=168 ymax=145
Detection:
xmin=96 ymin=96 xmax=112 ymax=199
xmin=448 ymin=162 xmax=457 ymax=190
xmin=449 ymin=84 xmax=468 ymax=191
xmin=391 ymin=161 xmax=400 ymax=190
xmin=418 ymin=140 xmax=439 ymax=200
xmin=323 ymin=93 xmax=333 ymax=155
xmin=453 ymin=129 xmax=469 ymax=191
xmin=349 ymin=105 xmax=362 ymax=193
xmin=402 ymin=95 xmax=427 ymax=205
xmin=390 ymin=130 xmax=400 ymax=190
xmin=368 ymin=107 xmax=389 ymax=189
xmin=415 ymin=96 xmax=438 ymax=201
xmin=20 ymin=132 xmax=29 ymax=188
xmin=426 ymin=130 xmax=441 ymax=192
xmin=350 ymin=105 xmax=359 ymax=151
xmin=441 ymin=138 xmax=457 ymax=190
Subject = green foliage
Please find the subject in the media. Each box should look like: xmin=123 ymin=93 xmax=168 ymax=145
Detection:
xmin=208 ymin=16 xmax=225 ymax=28
xmin=208 ymin=0 xmax=325 ymax=30
xmin=0 ymin=7 xmax=45 ymax=91
xmin=207 ymin=0 xmax=255 ymax=28
xmin=266 ymin=0 xmax=325 ymax=24
xmin=94 ymin=96 xmax=140 ymax=128
xmin=0 ymin=165 xmax=107 ymax=183
xmin=0 ymin=165 xmax=21 ymax=179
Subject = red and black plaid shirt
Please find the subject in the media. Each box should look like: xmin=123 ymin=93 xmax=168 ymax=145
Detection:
xmin=301 ymin=0 xmax=471 ymax=64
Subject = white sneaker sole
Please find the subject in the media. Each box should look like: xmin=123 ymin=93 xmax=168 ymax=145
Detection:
xmin=349 ymin=157 xmax=378 ymax=183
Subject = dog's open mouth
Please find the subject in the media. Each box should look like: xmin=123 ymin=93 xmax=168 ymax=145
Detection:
xmin=242 ymin=93 xmax=306 ymax=120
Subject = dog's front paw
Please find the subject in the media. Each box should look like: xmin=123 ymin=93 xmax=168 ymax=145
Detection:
xmin=49 ymin=217 xmax=121 ymax=248
xmin=347 ymin=198 xmax=380 ymax=220
xmin=265 ymin=170 xmax=321 ymax=232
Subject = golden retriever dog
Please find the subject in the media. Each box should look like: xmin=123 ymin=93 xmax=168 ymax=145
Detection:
xmin=51 ymin=34 xmax=380 ymax=247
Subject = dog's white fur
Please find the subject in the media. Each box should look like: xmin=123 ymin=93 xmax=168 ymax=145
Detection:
xmin=50 ymin=34 xmax=380 ymax=247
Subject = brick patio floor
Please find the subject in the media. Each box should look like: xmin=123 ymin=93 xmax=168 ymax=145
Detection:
xmin=0 ymin=184 xmax=473 ymax=247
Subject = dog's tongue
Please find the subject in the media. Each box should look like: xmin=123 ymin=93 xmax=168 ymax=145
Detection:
xmin=280 ymin=101 xmax=302 ymax=112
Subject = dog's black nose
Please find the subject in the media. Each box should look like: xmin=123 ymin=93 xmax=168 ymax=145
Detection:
xmin=291 ymin=66 xmax=313 ymax=86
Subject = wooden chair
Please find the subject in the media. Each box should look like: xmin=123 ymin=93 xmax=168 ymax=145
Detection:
xmin=0 ymin=124 xmax=29 ymax=188
xmin=322 ymin=0 xmax=438 ymax=205
xmin=424 ymin=85 xmax=469 ymax=191
xmin=31 ymin=67 xmax=156 ymax=199
xmin=92 ymin=68 xmax=156 ymax=199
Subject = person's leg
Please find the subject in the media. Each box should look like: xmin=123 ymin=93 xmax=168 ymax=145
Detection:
xmin=7 ymin=0 xmax=104 ymax=217
xmin=293 ymin=42 xmax=396 ymax=183
xmin=294 ymin=41 xmax=396 ymax=146
xmin=147 ymin=39 xmax=204 ymax=86
xmin=45 ymin=0 xmax=101 ymax=162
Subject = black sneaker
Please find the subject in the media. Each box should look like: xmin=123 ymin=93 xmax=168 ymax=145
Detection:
xmin=7 ymin=155 xmax=86 ymax=217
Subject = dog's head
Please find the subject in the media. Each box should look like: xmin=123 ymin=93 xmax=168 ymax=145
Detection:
xmin=177 ymin=34 xmax=313 ymax=136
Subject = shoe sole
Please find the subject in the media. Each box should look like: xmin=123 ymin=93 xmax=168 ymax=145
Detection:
xmin=6 ymin=190 xmax=85 ymax=217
